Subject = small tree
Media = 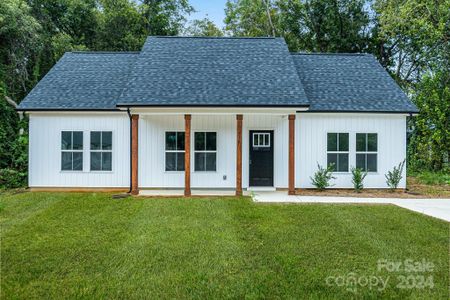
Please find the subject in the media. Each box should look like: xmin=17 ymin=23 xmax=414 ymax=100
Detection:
xmin=310 ymin=163 xmax=336 ymax=191
xmin=351 ymin=167 xmax=367 ymax=193
xmin=385 ymin=160 xmax=406 ymax=191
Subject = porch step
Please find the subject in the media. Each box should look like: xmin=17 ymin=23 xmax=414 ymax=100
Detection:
xmin=247 ymin=187 xmax=276 ymax=192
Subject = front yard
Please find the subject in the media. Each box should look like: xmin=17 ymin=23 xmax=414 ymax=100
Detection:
xmin=0 ymin=192 xmax=448 ymax=299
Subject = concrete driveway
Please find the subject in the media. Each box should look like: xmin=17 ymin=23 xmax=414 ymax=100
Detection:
xmin=252 ymin=192 xmax=450 ymax=222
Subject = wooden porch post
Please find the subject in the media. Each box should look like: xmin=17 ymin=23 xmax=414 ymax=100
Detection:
xmin=236 ymin=114 xmax=243 ymax=196
xmin=184 ymin=114 xmax=191 ymax=196
xmin=131 ymin=114 xmax=139 ymax=195
xmin=288 ymin=114 xmax=296 ymax=195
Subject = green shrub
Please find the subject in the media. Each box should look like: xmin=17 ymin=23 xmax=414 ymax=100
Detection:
xmin=0 ymin=168 xmax=27 ymax=189
xmin=351 ymin=167 xmax=367 ymax=193
xmin=385 ymin=160 xmax=406 ymax=191
xmin=310 ymin=163 xmax=336 ymax=191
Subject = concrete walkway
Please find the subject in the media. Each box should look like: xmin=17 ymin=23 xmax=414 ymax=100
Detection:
xmin=252 ymin=191 xmax=450 ymax=222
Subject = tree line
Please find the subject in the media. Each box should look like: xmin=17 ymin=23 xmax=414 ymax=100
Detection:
xmin=0 ymin=0 xmax=448 ymax=188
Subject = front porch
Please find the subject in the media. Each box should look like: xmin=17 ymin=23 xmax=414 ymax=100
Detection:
xmin=127 ymin=108 xmax=304 ymax=196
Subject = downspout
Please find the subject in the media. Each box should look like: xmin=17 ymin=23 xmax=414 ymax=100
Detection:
xmin=127 ymin=108 xmax=132 ymax=194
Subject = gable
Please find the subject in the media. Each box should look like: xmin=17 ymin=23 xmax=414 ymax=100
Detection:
xmin=118 ymin=37 xmax=309 ymax=107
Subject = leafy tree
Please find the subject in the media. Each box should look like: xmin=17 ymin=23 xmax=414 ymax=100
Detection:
xmin=374 ymin=0 xmax=449 ymax=173
xmin=96 ymin=0 xmax=148 ymax=51
xmin=224 ymin=0 xmax=278 ymax=37
xmin=278 ymin=0 xmax=371 ymax=52
xmin=225 ymin=0 xmax=371 ymax=52
xmin=0 ymin=0 xmax=42 ymax=101
xmin=374 ymin=0 xmax=450 ymax=84
xmin=184 ymin=18 xmax=224 ymax=36
xmin=141 ymin=0 xmax=193 ymax=36
xmin=408 ymin=70 xmax=450 ymax=172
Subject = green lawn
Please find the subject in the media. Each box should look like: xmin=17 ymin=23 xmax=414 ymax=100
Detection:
xmin=0 ymin=192 xmax=448 ymax=299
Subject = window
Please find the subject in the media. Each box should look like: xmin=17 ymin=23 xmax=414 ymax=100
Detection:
xmin=356 ymin=133 xmax=378 ymax=172
xmin=327 ymin=133 xmax=349 ymax=172
xmin=90 ymin=131 xmax=112 ymax=171
xmin=165 ymin=132 xmax=185 ymax=171
xmin=253 ymin=133 xmax=270 ymax=147
xmin=61 ymin=131 xmax=83 ymax=171
xmin=195 ymin=132 xmax=216 ymax=171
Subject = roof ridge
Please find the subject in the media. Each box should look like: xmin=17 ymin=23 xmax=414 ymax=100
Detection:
xmin=69 ymin=51 xmax=140 ymax=54
xmin=290 ymin=52 xmax=370 ymax=56
xmin=149 ymin=36 xmax=278 ymax=40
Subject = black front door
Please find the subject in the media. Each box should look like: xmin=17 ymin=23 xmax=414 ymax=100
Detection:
xmin=249 ymin=130 xmax=274 ymax=187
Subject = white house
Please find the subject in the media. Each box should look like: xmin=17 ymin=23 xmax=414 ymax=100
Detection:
xmin=18 ymin=37 xmax=418 ymax=195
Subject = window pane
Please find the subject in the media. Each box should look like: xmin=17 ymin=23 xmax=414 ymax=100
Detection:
xmin=195 ymin=132 xmax=205 ymax=150
xmin=102 ymin=132 xmax=112 ymax=150
xmin=91 ymin=131 xmax=101 ymax=150
xmin=165 ymin=153 xmax=176 ymax=171
xmin=338 ymin=153 xmax=348 ymax=172
xmin=327 ymin=153 xmax=337 ymax=171
xmin=62 ymin=132 xmax=72 ymax=150
xmin=176 ymin=152 xmax=185 ymax=171
xmin=73 ymin=152 xmax=83 ymax=170
xmin=356 ymin=154 xmax=366 ymax=170
xmin=102 ymin=152 xmax=112 ymax=171
xmin=356 ymin=134 xmax=366 ymax=152
xmin=206 ymin=132 xmax=216 ymax=150
xmin=165 ymin=132 xmax=176 ymax=150
xmin=195 ymin=152 xmax=205 ymax=171
xmin=91 ymin=152 xmax=101 ymax=171
xmin=367 ymin=134 xmax=377 ymax=152
xmin=205 ymin=153 xmax=216 ymax=171
xmin=176 ymin=132 xmax=185 ymax=150
xmin=367 ymin=154 xmax=377 ymax=172
xmin=73 ymin=132 xmax=83 ymax=150
xmin=339 ymin=133 xmax=349 ymax=151
xmin=253 ymin=134 xmax=259 ymax=146
xmin=61 ymin=152 xmax=72 ymax=170
xmin=327 ymin=133 xmax=337 ymax=151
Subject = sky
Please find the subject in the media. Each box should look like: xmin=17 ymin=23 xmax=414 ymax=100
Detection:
xmin=187 ymin=0 xmax=228 ymax=29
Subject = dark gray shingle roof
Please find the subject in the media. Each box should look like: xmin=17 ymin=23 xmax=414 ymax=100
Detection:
xmin=18 ymin=52 xmax=138 ymax=110
xmin=117 ymin=36 xmax=308 ymax=106
xmin=18 ymin=37 xmax=417 ymax=113
xmin=291 ymin=53 xmax=418 ymax=112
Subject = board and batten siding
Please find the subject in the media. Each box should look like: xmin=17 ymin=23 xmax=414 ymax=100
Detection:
xmin=27 ymin=112 xmax=407 ymax=190
xmin=296 ymin=113 xmax=407 ymax=189
xmin=138 ymin=114 xmax=289 ymax=188
xmin=28 ymin=113 xmax=130 ymax=188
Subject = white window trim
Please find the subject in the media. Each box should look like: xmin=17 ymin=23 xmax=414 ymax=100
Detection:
xmin=165 ymin=131 xmax=185 ymax=172
xmin=356 ymin=133 xmax=378 ymax=173
xmin=89 ymin=131 xmax=113 ymax=172
xmin=61 ymin=131 xmax=84 ymax=172
xmin=194 ymin=131 xmax=217 ymax=172
xmin=327 ymin=132 xmax=349 ymax=173
xmin=252 ymin=132 xmax=271 ymax=148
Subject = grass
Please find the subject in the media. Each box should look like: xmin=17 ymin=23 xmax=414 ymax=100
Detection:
xmin=410 ymin=171 xmax=450 ymax=185
xmin=0 ymin=192 xmax=449 ymax=299
xmin=406 ymin=171 xmax=450 ymax=198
